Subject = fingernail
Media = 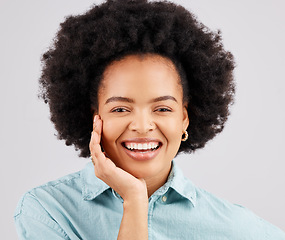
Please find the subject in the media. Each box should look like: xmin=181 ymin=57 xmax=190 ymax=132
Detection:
xmin=94 ymin=115 xmax=98 ymax=123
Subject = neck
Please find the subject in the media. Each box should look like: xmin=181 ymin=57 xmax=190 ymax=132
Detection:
xmin=145 ymin=163 xmax=172 ymax=198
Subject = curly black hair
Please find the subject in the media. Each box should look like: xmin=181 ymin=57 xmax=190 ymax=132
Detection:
xmin=39 ymin=0 xmax=235 ymax=158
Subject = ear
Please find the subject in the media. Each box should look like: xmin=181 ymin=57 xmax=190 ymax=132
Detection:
xmin=182 ymin=104 xmax=189 ymax=132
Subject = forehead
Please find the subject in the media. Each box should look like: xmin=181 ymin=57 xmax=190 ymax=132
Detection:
xmin=98 ymin=54 xmax=183 ymax=101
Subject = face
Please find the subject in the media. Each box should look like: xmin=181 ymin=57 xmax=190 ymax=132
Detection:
xmin=96 ymin=54 xmax=189 ymax=181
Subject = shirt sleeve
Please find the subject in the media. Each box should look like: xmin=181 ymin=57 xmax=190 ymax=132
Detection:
xmin=233 ymin=204 xmax=285 ymax=240
xmin=262 ymin=217 xmax=285 ymax=240
xmin=14 ymin=192 xmax=70 ymax=240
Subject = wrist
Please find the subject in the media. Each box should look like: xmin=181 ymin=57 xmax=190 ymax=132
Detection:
xmin=121 ymin=180 xmax=148 ymax=203
xmin=123 ymin=194 xmax=148 ymax=209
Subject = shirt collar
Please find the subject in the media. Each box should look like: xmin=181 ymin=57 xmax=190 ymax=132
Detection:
xmin=151 ymin=160 xmax=197 ymax=207
xmin=81 ymin=160 xmax=197 ymax=207
xmin=81 ymin=162 xmax=110 ymax=201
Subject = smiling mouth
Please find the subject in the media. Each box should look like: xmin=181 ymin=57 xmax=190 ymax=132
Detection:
xmin=121 ymin=139 xmax=162 ymax=161
xmin=122 ymin=142 xmax=161 ymax=152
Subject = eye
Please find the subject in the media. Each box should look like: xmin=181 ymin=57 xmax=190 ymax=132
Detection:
xmin=111 ymin=107 xmax=129 ymax=113
xmin=155 ymin=108 xmax=172 ymax=112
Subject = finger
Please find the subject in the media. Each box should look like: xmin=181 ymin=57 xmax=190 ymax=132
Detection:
xmin=89 ymin=133 xmax=100 ymax=166
xmin=93 ymin=143 xmax=105 ymax=161
xmin=94 ymin=117 xmax=102 ymax=135
xmin=93 ymin=115 xmax=99 ymax=131
xmin=90 ymin=129 xmax=100 ymax=145
xmin=90 ymin=132 xmax=105 ymax=166
xmin=93 ymin=117 xmax=102 ymax=142
xmin=102 ymin=152 xmax=110 ymax=158
xmin=93 ymin=115 xmax=102 ymax=133
xmin=90 ymin=116 xmax=103 ymax=167
xmin=90 ymin=132 xmax=102 ymax=155
xmin=92 ymin=144 xmax=111 ymax=179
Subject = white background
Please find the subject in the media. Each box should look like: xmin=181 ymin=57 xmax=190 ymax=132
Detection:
xmin=1 ymin=0 xmax=284 ymax=239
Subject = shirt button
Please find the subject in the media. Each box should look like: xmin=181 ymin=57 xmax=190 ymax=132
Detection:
xmin=162 ymin=196 xmax=167 ymax=202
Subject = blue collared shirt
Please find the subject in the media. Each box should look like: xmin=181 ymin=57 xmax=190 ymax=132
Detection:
xmin=14 ymin=161 xmax=285 ymax=239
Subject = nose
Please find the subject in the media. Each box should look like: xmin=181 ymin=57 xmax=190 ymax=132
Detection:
xmin=128 ymin=111 xmax=155 ymax=134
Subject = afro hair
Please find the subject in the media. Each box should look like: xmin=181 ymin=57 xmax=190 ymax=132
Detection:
xmin=39 ymin=0 xmax=235 ymax=158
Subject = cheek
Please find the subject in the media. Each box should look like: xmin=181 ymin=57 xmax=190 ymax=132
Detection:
xmin=157 ymin=116 xmax=183 ymax=142
xmin=160 ymin=123 xmax=182 ymax=143
xmin=101 ymin=118 xmax=125 ymax=145
xmin=160 ymin=114 xmax=185 ymax=150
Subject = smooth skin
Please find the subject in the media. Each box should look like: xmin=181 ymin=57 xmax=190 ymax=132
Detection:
xmin=89 ymin=54 xmax=189 ymax=239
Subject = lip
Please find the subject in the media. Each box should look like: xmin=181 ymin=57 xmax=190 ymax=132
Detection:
xmin=121 ymin=138 xmax=162 ymax=161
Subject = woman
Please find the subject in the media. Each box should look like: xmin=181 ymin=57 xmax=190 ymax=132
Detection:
xmin=14 ymin=0 xmax=285 ymax=239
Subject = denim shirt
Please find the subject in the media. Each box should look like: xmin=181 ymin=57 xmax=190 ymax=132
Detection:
xmin=14 ymin=160 xmax=285 ymax=240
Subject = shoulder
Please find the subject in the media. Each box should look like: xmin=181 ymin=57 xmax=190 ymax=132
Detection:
xmin=195 ymin=187 xmax=285 ymax=239
xmin=14 ymin=171 xmax=83 ymax=239
xmin=14 ymin=170 xmax=81 ymax=219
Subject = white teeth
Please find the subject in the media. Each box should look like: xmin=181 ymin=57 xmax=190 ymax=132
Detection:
xmin=124 ymin=142 xmax=159 ymax=150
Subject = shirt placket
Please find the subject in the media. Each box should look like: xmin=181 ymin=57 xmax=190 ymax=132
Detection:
xmin=148 ymin=186 xmax=169 ymax=240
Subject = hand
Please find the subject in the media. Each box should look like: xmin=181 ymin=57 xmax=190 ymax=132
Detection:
xmin=89 ymin=115 xmax=148 ymax=201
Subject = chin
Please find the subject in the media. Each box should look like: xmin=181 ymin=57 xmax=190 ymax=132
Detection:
xmin=124 ymin=161 xmax=169 ymax=180
xmin=129 ymin=169 xmax=154 ymax=179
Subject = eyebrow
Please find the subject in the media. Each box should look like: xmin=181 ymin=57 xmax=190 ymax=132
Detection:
xmin=105 ymin=95 xmax=178 ymax=104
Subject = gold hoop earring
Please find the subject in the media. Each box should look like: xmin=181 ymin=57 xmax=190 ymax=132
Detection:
xmin=181 ymin=130 xmax=188 ymax=142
